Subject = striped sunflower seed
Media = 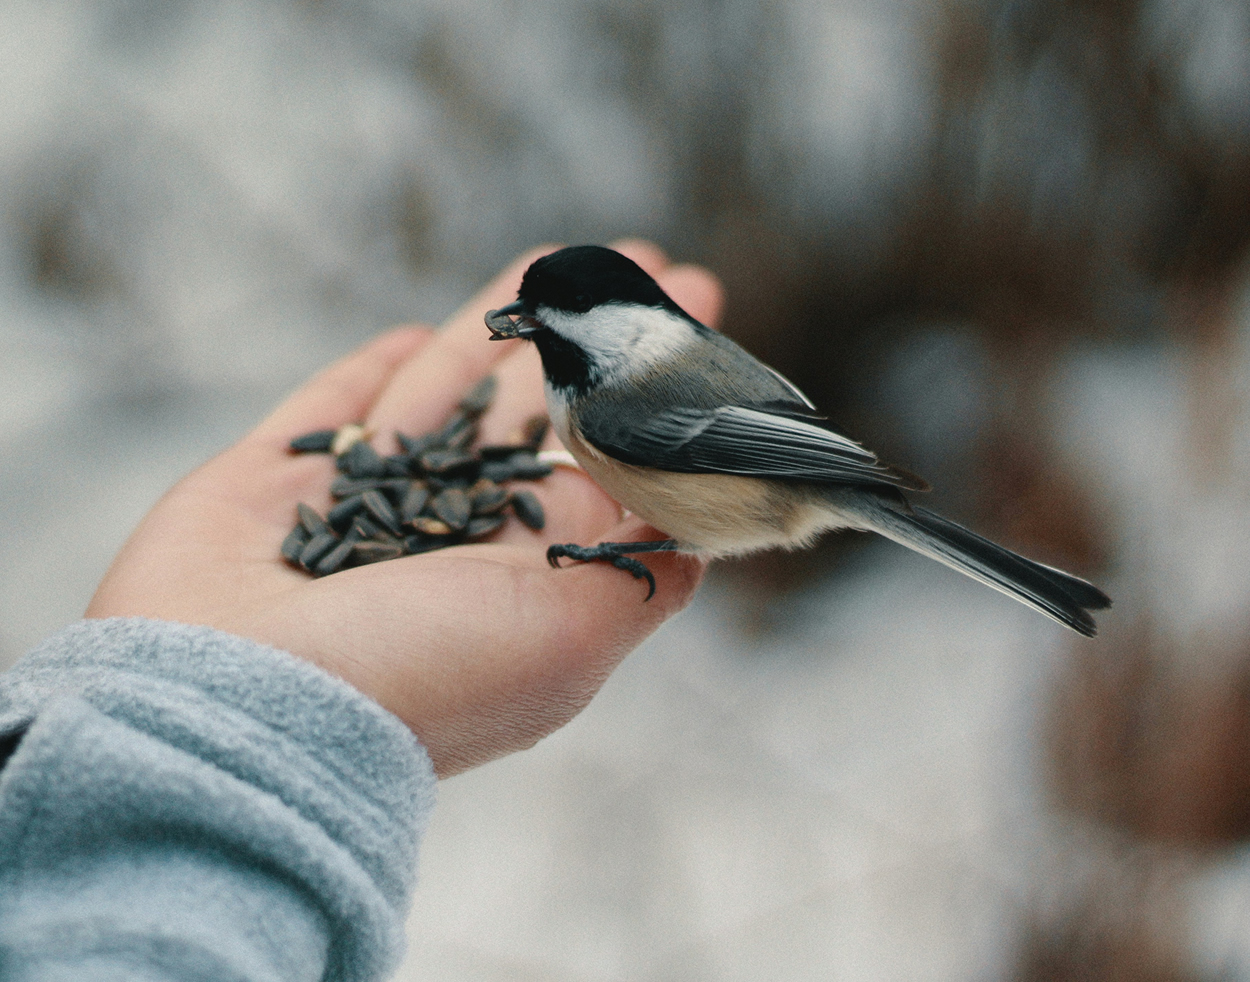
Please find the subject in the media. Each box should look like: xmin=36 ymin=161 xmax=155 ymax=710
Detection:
xmin=299 ymin=531 xmax=339 ymax=569
xmin=281 ymin=526 xmax=310 ymax=563
xmin=399 ymin=483 xmax=430 ymax=524
xmin=337 ymin=441 xmax=387 ymax=479
xmin=509 ymin=490 xmax=545 ymax=530
xmin=314 ymin=529 xmax=362 ymax=577
xmin=289 ymin=429 xmax=336 ymax=453
xmin=466 ymin=514 xmax=506 ymax=538
xmin=362 ymin=489 xmax=403 ymax=536
xmin=297 ymin=503 xmax=329 ymax=537
xmin=431 ymin=488 xmax=471 ymax=531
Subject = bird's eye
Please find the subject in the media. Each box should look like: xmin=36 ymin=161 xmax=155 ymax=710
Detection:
xmin=576 ymin=294 xmax=588 ymax=306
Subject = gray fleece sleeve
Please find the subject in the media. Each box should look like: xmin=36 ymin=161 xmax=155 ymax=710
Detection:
xmin=0 ymin=617 xmax=437 ymax=982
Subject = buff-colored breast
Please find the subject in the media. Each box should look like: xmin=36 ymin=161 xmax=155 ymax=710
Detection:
xmin=560 ymin=424 xmax=851 ymax=558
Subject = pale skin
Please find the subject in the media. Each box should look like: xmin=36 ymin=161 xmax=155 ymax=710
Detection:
xmin=85 ymin=241 xmax=725 ymax=777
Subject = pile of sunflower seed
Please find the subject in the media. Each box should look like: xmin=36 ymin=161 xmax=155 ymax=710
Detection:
xmin=281 ymin=376 xmax=552 ymax=577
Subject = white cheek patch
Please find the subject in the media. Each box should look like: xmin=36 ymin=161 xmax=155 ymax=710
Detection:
xmin=537 ymin=303 xmax=697 ymax=382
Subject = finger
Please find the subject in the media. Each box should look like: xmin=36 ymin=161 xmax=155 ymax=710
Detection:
xmin=366 ymin=244 xmax=561 ymax=450
xmin=248 ymin=326 xmax=434 ymax=446
xmin=661 ymin=264 xmax=725 ymax=329
xmin=466 ymin=514 xmax=704 ymax=610
xmin=608 ymin=238 xmax=669 ymax=277
xmin=272 ymin=524 xmax=706 ymax=775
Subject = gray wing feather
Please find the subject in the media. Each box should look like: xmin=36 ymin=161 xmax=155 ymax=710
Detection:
xmin=585 ymin=405 xmax=922 ymax=488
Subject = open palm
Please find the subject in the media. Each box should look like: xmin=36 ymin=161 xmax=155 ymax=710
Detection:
xmin=86 ymin=241 xmax=724 ymax=775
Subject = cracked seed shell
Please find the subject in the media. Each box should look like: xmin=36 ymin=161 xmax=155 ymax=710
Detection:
xmin=330 ymin=423 xmax=369 ymax=456
xmin=413 ymin=516 xmax=453 ymax=536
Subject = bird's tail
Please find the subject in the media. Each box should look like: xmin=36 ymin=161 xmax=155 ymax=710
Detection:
xmin=858 ymin=502 xmax=1111 ymax=636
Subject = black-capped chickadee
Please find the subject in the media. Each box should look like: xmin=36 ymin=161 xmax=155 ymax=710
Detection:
xmin=486 ymin=245 xmax=1111 ymax=636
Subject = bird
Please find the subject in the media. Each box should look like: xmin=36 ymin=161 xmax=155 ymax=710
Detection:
xmin=485 ymin=245 xmax=1111 ymax=636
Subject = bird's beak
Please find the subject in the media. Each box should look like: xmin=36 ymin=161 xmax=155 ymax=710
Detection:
xmin=485 ymin=301 xmax=541 ymax=340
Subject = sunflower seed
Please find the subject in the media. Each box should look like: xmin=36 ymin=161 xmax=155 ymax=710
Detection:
xmin=502 ymin=453 xmax=554 ymax=481
xmin=426 ymin=474 xmax=471 ymax=492
xmin=289 ymin=429 xmax=336 ymax=453
xmin=374 ymin=478 xmax=414 ymax=500
xmin=522 ymin=415 xmax=549 ymax=447
xmin=413 ymin=516 xmax=454 ymax=536
xmin=314 ymin=529 xmax=361 ymax=577
xmin=403 ymin=534 xmax=444 ymax=554
xmin=469 ymin=480 xmax=509 ymax=515
xmin=297 ymin=503 xmax=329 ymax=537
xmin=434 ymin=413 xmax=476 ymax=450
xmin=362 ymin=489 xmax=403 ymax=536
xmin=479 ymin=461 xmax=514 ymax=482
xmin=327 ymin=494 xmax=367 ymax=531
xmin=351 ymin=514 xmax=383 ymax=540
xmin=330 ymin=475 xmax=383 ymax=499
xmin=384 ymin=455 xmax=412 ymax=477
xmin=338 ymin=440 xmax=387 ymax=478
xmin=421 ymin=449 xmax=476 ymax=475
xmin=399 ymin=483 xmax=430 ymax=523
xmin=350 ymin=541 xmax=405 ymax=565
xmin=479 ymin=455 xmax=552 ymax=482
xmin=458 ymin=375 xmax=497 ymax=416
xmin=299 ymin=531 xmax=338 ymax=568
xmin=331 ymin=423 xmax=369 ymax=456
xmin=281 ymin=526 xmax=310 ymax=563
xmin=446 ymin=421 xmax=478 ymax=450
xmin=466 ymin=514 xmax=506 ymax=537
xmin=283 ymin=373 xmax=550 ymax=575
xmin=397 ymin=431 xmax=439 ymax=457
xmin=431 ymin=488 xmax=471 ymax=530
xmin=478 ymin=444 xmax=526 ymax=460
xmin=510 ymin=489 xmax=545 ymax=530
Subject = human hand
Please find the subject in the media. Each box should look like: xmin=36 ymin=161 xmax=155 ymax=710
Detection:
xmin=85 ymin=241 xmax=724 ymax=776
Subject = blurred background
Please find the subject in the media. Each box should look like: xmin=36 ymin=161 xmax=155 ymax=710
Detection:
xmin=2 ymin=0 xmax=1250 ymax=976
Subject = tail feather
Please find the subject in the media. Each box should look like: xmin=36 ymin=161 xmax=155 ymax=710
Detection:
xmin=863 ymin=503 xmax=1111 ymax=637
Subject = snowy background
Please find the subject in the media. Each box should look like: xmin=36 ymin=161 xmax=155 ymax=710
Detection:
xmin=3 ymin=0 xmax=1250 ymax=977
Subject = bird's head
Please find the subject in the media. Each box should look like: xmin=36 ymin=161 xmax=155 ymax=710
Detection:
xmin=485 ymin=245 xmax=705 ymax=393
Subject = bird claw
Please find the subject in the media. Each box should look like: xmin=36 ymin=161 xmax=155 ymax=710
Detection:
xmin=609 ymin=555 xmax=657 ymax=601
xmin=546 ymin=543 xmax=658 ymax=601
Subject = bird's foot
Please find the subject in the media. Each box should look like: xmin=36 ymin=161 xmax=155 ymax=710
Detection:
xmin=546 ymin=539 xmax=679 ymax=602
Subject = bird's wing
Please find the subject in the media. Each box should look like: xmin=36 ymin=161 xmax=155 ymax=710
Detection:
xmin=582 ymin=405 xmax=928 ymax=490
